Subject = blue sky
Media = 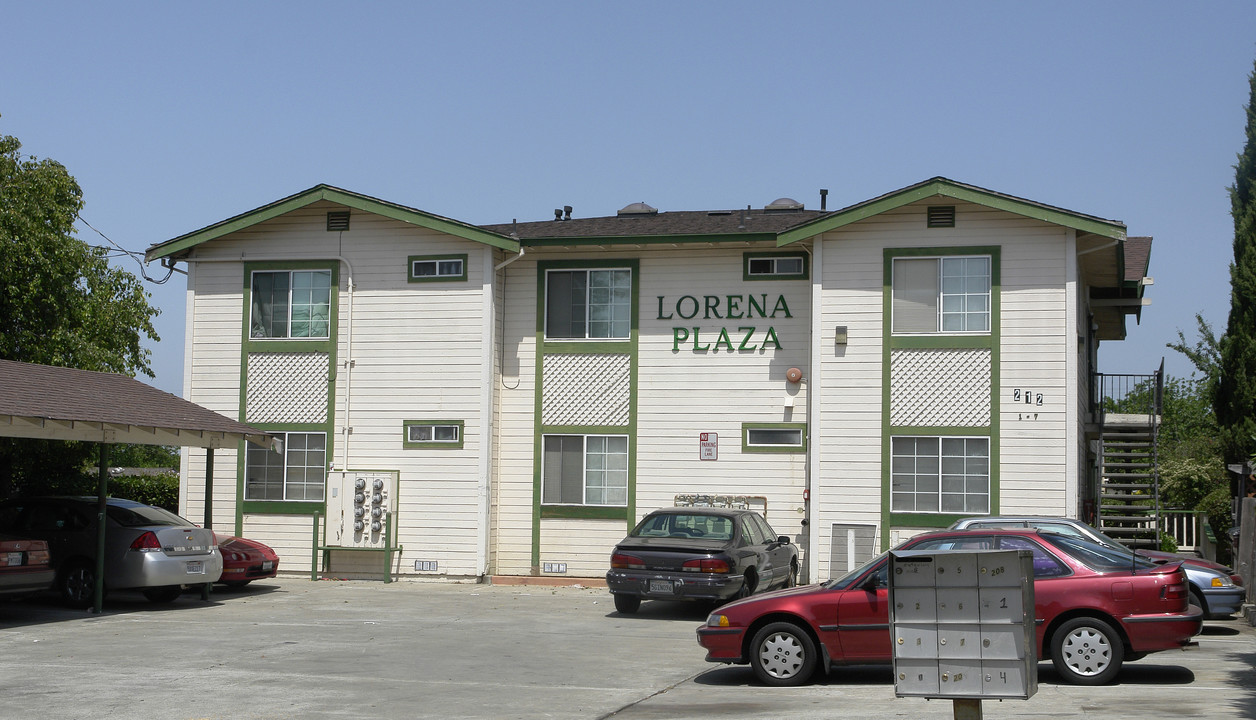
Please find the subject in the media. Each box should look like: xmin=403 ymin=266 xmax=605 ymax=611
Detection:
xmin=3 ymin=2 xmax=1255 ymax=395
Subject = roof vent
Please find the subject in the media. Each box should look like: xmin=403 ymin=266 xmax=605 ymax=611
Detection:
xmin=765 ymin=197 xmax=804 ymax=211
xmin=927 ymin=205 xmax=955 ymax=228
xmin=326 ymin=211 xmax=351 ymax=231
xmin=617 ymin=202 xmax=658 ymax=216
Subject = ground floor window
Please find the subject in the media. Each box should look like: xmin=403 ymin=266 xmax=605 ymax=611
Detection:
xmin=890 ymin=436 xmax=989 ymax=513
xmin=542 ymin=434 xmax=628 ymax=506
xmin=245 ymin=432 xmax=327 ymax=501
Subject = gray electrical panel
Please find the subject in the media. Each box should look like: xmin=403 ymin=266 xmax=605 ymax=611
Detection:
xmin=888 ymin=549 xmax=1037 ymax=700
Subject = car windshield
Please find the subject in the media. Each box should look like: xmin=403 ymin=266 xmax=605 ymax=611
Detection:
xmin=106 ymin=504 xmax=193 ymax=528
xmin=824 ymin=552 xmax=889 ymax=590
xmin=1040 ymin=532 xmax=1156 ymax=572
xmin=629 ymin=513 xmax=733 ymax=541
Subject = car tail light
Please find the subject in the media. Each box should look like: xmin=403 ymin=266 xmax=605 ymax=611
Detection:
xmin=610 ymin=553 xmax=645 ymax=570
xmin=682 ymin=558 xmax=731 ymax=574
xmin=28 ymin=548 xmax=50 ymax=565
xmin=1162 ymin=581 xmax=1187 ymax=600
xmin=129 ymin=531 xmax=163 ymax=552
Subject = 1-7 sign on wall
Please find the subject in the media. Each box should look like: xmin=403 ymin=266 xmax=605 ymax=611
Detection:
xmin=700 ymin=433 xmax=718 ymax=460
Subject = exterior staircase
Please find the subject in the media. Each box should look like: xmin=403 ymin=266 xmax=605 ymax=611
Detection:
xmin=1092 ymin=364 xmax=1163 ymax=550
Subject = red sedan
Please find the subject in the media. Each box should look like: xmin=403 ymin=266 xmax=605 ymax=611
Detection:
xmin=697 ymin=528 xmax=1201 ymax=686
xmin=215 ymin=533 xmax=279 ymax=587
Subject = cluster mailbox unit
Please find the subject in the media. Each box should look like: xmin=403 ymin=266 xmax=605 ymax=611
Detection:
xmin=888 ymin=549 xmax=1037 ymax=702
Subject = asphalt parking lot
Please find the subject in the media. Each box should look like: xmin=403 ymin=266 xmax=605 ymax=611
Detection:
xmin=1 ymin=577 xmax=1254 ymax=720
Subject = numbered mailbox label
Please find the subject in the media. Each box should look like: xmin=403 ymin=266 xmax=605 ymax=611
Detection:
xmin=979 ymin=587 xmax=1026 ymax=623
xmin=935 ymin=587 xmax=980 ymax=623
xmin=980 ymin=625 xmax=1028 ymax=660
xmin=933 ymin=553 xmax=978 ymax=588
xmin=894 ymin=624 xmax=940 ymax=659
xmin=936 ymin=624 xmax=982 ymax=660
xmin=894 ymin=588 xmax=938 ymax=622
xmin=895 ymin=660 xmax=940 ymax=696
xmin=982 ymin=660 xmax=1030 ymax=698
xmin=979 ymin=560 xmax=1024 ymax=588
xmin=937 ymin=660 xmax=983 ymax=696
xmin=892 ymin=559 xmax=936 ymax=587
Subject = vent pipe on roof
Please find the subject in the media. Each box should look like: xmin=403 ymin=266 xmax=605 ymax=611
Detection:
xmin=820 ymin=189 xmax=828 ymax=211
xmin=564 ymin=205 xmax=572 ymax=220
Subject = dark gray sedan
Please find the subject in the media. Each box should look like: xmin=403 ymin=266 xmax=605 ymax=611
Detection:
xmin=606 ymin=507 xmax=797 ymax=614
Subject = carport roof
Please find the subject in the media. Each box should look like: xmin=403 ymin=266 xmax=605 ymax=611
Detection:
xmin=0 ymin=359 xmax=270 ymax=449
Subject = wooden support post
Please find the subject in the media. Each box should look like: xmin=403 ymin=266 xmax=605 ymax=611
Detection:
xmin=953 ymin=698 xmax=982 ymax=720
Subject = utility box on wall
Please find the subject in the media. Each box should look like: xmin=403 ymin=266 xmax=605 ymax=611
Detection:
xmin=888 ymin=549 xmax=1036 ymax=700
xmin=327 ymin=470 xmax=399 ymax=547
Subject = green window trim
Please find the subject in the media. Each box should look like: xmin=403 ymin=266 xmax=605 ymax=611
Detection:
xmin=402 ymin=420 xmax=465 ymax=449
xmin=408 ymin=253 xmax=468 ymax=283
xmin=540 ymin=506 xmax=631 ymax=520
xmin=240 ymin=500 xmax=326 ymax=516
xmin=741 ymin=422 xmax=808 ymax=453
xmin=743 ymin=251 xmax=810 ymax=281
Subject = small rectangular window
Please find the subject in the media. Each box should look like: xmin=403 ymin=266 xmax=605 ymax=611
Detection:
xmin=745 ymin=252 xmax=808 ymax=280
xmin=245 ymin=432 xmax=326 ymax=501
xmin=891 ymin=255 xmax=990 ymax=334
xmin=408 ymin=255 xmax=468 ymax=283
xmin=541 ymin=434 xmax=628 ymax=506
xmin=403 ymin=421 xmax=464 ymax=449
xmin=742 ymin=423 xmax=807 ymax=453
xmin=891 ymin=435 xmax=989 ymax=514
xmin=544 ymin=268 xmax=631 ymax=339
xmin=250 ymin=270 xmax=332 ymax=339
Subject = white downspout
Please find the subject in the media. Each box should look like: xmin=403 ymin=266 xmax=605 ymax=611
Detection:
xmin=1065 ymin=229 xmax=1079 ymax=518
xmin=806 ymin=237 xmax=822 ymax=585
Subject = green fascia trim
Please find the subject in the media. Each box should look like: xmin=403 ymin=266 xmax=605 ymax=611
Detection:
xmin=402 ymin=420 xmax=466 ymax=449
xmin=741 ymin=422 xmax=808 ymax=453
xmin=522 ymin=232 xmax=778 ymax=248
xmin=146 ymin=184 xmax=518 ymax=261
xmin=540 ymin=505 xmax=630 ymax=520
xmin=880 ymin=246 xmax=1001 ymax=550
xmin=242 ymin=500 xmax=326 ymax=516
xmin=533 ymin=259 xmax=641 ymax=569
xmin=887 ymin=513 xmax=963 ymax=529
xmin=743 ymin=251 xmax=810 ymax=282
xmin=777 ymin=178 xmax=1127 ymax=247
xmin=407 ymin=253 xmax=469 ymax=283
xmin=889 ymin=426 xmax=991 ymax=436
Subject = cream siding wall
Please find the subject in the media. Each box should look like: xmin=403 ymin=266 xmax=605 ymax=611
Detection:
xmin=813 ymin=201 xmax=1072 ymax=579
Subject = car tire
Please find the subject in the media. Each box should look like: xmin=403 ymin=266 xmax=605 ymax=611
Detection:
xmin=59 ymin=560 xmax=98 ymax=609
xmin=1189 ymin=587 xmax=1209 ymax=619
xmin=613 ymin=593 xmax=640 ymax=614
xmin=785 ymin=560 xmax=799 ymax=588
xmin=142 ymin=585 xmax=184 ymax=604
xmin=732 ymin=569 xmax=758 ymax=602
xmin=1051 ymin=616 xmax=1124 ymax=685
xmin=750 ymin=621 xmax=818 ymax=687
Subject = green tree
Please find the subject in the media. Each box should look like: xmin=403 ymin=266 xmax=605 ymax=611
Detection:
xmin=0 ymin=128 xmax=161 ymax=497
xmin=1217 ymin=60 xmax=1256 ymax=466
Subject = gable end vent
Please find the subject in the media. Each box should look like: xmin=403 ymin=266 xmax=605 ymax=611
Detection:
xmin=927 ymin=205 xmax=955 ymax=228
xmin=326 ymin=211 xmax=351 ymax=231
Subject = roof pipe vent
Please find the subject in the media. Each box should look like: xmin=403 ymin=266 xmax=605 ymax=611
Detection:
xmin=765 ymin=197 xmax=804 ymax=211
xmin=820 ymin=189 xmax=828 ymax=211
xmin=617 ymin=202 xmax=658 ymax=216
xmin=563 ymin=205 xmax=572 ymax=220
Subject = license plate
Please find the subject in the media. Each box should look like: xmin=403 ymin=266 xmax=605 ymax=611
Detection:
xmin=4 ymin=552 xmax=20 ymax=567
xmin=261 ymin=561 xmax=273 ymax=571
xmin=649 ymin=579 xmax=673 ymax=594
xmin=185 ymin=560 xmax=205 ymax=574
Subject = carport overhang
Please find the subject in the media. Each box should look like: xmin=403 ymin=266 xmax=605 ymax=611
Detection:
xmin=0 ymin=359 xmax=273 ymax=613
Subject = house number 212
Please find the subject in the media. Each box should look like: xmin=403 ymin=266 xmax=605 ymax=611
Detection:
xmin=1013 ymin=389 xmax=1043 ymax=406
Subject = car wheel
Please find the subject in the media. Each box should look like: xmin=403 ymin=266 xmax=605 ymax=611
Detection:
xmin=1051 ymin=616 xmax=1124 ymax=685
xmin=733 ymin=569 xmax=758 ymax=601
xmin=785 ymin=560 xmax=799 ymax=588
xmin=750 ymin=621 xmax=818 ymax=687
xmin=142 ymin=585 xmax=184 ymax=604
xmin=59 ymin=560 xmax=98 ymax=609
xmin=1189 ymin=587 xmax=1209 ymax=618
xmin=613 ymin=593 xmax=640 ymax=614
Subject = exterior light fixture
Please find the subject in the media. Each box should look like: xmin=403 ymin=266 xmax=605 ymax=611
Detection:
xmin=835 ymin=326 xmax=849 ymax=346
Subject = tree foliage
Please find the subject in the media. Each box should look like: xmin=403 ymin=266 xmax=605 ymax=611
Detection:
xmin=1217 ymin=59 xmax=1256 ymax=465
xmin=0 ymin=128 xmax=161 ymax=498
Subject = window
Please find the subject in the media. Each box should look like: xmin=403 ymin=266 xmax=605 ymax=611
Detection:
xmin=891 ymin=436 xmax=989 ymax=513
xmin=742 ymin=423 xmax=807 ymax=453
xmin=541 ymin=434 xmax=628 ymax=506
xmin=998 ymin=536 xmax=1070 ymax=578
xmin=250 ymin=270 xmax=332 ymax=339
xmin=892 ymin=256 xmax=990 ymax=333
xmin=545 ymin=269 xmax=631 ymax=339
xmin=403 ymin=420 xmax=464 ymax=449
xmin=408 ymin=254 xmax=467 ymax=282
xmin=745 ymin=252 xmax=808 ymax=280
xmin=245 ymin=432 xmax=326 ymax=501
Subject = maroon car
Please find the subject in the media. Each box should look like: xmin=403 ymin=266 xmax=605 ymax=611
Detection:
xmin=215 ymin=533 xmax=279 ymax=587
xmin=697 ymin=528 xmax=1201 ymax=687
xmin=0 ymin=533 xmax=55 ymax=599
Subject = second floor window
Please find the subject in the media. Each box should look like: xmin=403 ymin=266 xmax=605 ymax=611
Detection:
xmin=892 ymin=256 xmax=990 ymax=334
xmin=545 ymin=269 xmax=631 ymax=340
xmin=251 ymin=270 xmax=332 ymax=339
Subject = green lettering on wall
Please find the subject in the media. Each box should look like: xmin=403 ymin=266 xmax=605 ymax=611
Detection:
xmin=726 ymin=295 xmax=743 ymax=319
xmin=677 ymin=295 xmax=699 ymax=320
xmin=672 ymin=327 xmax=690 ymax=351
xmin=761 ymin=326 xmax=782 ymax=350
xmin=771 ymin=295 xmax=792 ymax=318
xmin=657 ymin=296 xmax=673 ymax=320
xmin=704 ymin=295 xmax=722 ymax=319
xmin=713 ymin=327 xmax=734 ymax=351
xmin=748 ymin=294 xmax=766 ymax=318
xmin=691 ymin=327 xmax=711 ymax=351
xmin=738 ymin=326 xmax=757 ymax=351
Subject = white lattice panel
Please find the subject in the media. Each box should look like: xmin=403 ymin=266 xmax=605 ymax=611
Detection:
xmin=246 ymin=352 xmax=330 ymax=423
xmin=890 ymin=348 xmax=990 ymax=427
xmin=543 ymin=354 xmax=631 ymax=427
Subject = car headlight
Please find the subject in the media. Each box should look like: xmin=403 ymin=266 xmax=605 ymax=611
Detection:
xmin=707 ymin=614 xmax=730 ymax=628
xmin=1211 ymin=576 xmax=1235 ymax=588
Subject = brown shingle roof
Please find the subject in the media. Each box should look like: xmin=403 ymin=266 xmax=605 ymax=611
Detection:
xmin=1124 ymin=236 xmax=1153 ymax=283
xmin=482 ymin=207 xmax=826 ymax=241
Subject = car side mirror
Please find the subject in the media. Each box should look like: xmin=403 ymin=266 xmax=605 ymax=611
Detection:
xmin=777 ymin=536 xmax=791 ymax=545
xmin=861 ymin=573 xmax=886 ymax=591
